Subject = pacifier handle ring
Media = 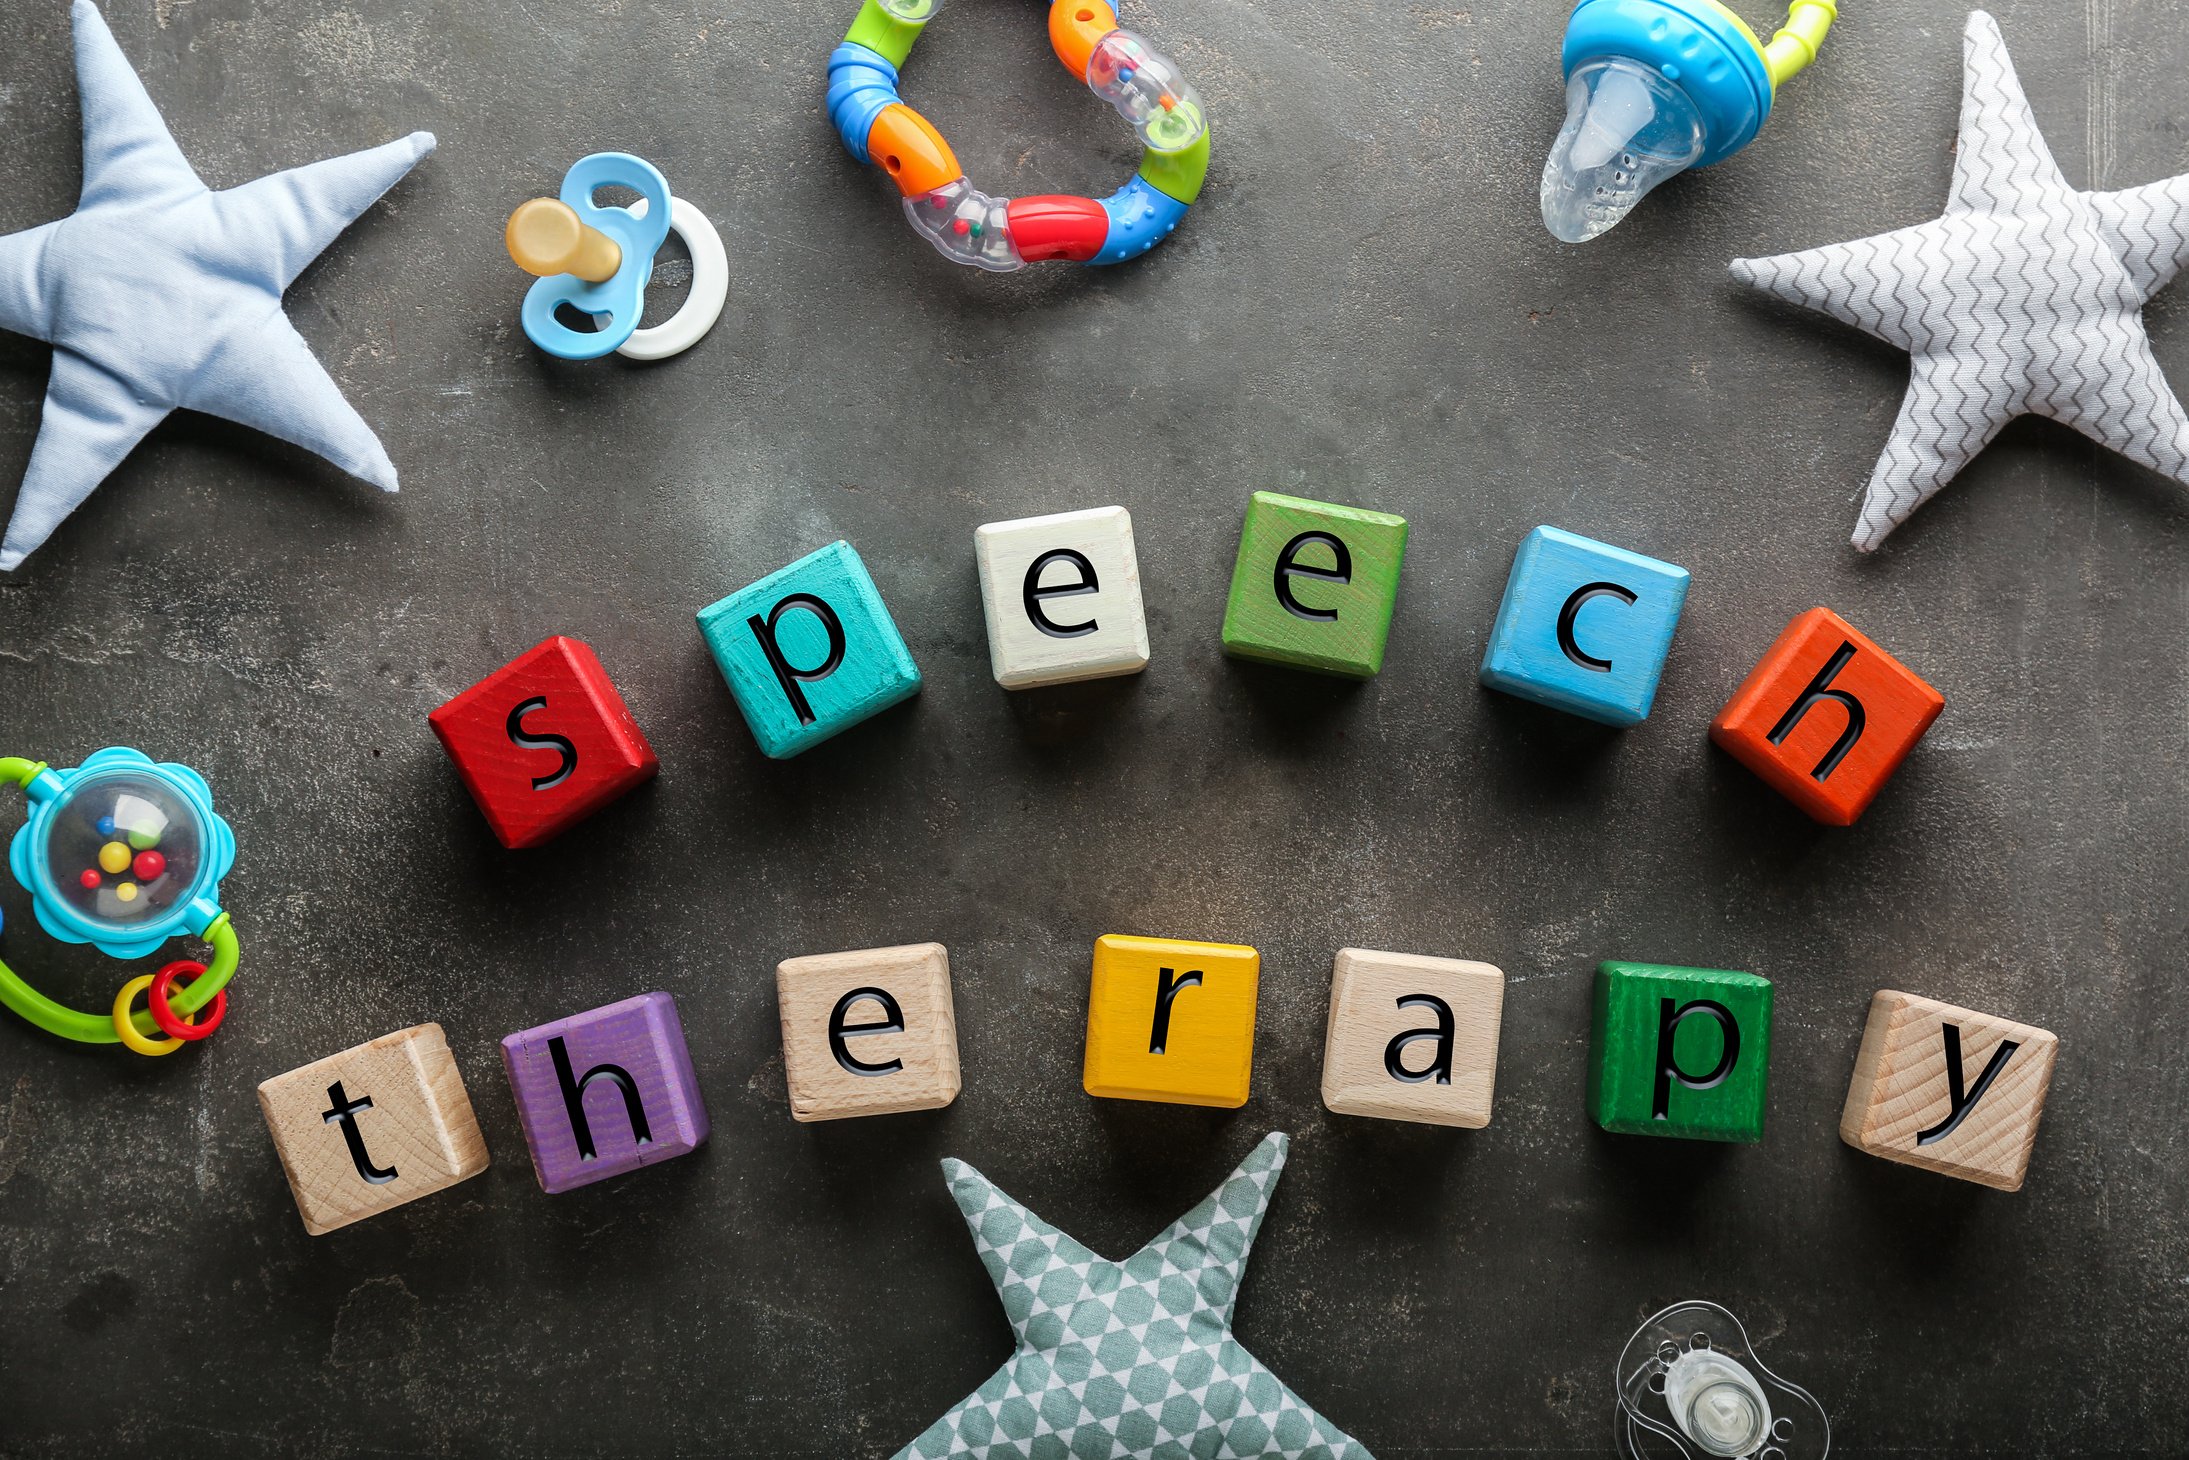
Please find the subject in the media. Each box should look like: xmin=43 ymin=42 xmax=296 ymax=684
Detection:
xmin=0 ymin=757 xmax=240 ymax=1046
xmin=617 ymin=196 xmax=729 ymax=362
xmin=1762 ymin=0 xmax=1836 ymax=87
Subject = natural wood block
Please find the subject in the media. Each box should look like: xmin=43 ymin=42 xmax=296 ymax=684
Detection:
xmin=1588 ymin=962 xmax=1773 ymax=1143
xmin=696 ymin=540 xmax=923 ymax=759
xmin=1477 ymin=525 xmax=1691 ymax=727
xmin=1082 ymin=934 xmax=1259 ymax=1108
xmin=1711 ymin=607 xmax=1945 ymax=826
xmin=257 ymin=1024 xmax=490 ymax=1236
xmin=1219 ymin=491 xmax=1408 ymax=678
xmin=501 ymin=992 xmax=710 ymax=1193
xmin=1840 ymin=990 xmax=2059 ymax=1191
xmin=426 ymin=635 xmax=659 ymax=849
xmin=776 ymin=943 xmax=961 ymax=1122
xmin=1321 ymin=948 xmax=1504 ymax=1128
xmin=974 ymin=505 xmax=1150 ymax=689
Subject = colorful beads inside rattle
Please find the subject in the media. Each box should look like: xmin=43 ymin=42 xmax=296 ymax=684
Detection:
xmin=827 ymin=0 xmax=1210 ymax=271
xmin=46 ymin=771 xmax=199 ymax=926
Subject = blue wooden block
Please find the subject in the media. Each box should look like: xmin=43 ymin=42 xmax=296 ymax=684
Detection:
xmin=1478 ymin=526 xmax=1690 ymax=727
xmin=697 ymin=540 xmax=922 ymax=758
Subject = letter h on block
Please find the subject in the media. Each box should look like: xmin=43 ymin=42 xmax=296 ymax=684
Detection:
xmin=697 ymin=540 xmax=923 ymax=758
xmin=1711 ymin=608 xmax=1944 ymax=825
xmin=1589 ymin=962 xmax=1773 ymax=1143
xmin=501 ymin=993 xmax=710 ymax=1193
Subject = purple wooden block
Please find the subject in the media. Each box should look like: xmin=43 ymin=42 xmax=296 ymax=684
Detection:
xmin=500 ymin=992 xmax=709 ymax=1194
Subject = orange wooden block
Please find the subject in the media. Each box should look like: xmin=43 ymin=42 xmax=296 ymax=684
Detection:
xmin=1710 ymin=607 xmax=1944 ymax=825
xmin=1840 ymin=990 xmax=2060 ymax=1191
xmin=1082 ymin=934 xmax=1258 ymax=1108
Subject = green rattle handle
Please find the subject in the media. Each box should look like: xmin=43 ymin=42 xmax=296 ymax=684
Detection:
xmin=0 ymin=755 xmax=240 ymax=1044
xmin=1763 ymin=0 xmax=1837 ymax=87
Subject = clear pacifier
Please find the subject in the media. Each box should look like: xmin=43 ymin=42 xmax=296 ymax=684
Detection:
xmin=1540 ymin=57 xmax=1706 ymax=244
xmin=1615 ymin=1302 xmax=1828 ymax=1459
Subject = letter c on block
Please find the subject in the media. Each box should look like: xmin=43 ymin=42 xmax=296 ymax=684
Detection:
xmin=1556 ymin=583 xmax=1638 ymax=672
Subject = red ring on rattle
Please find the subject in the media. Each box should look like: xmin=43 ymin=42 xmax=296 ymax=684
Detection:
xmin=149 ymin=960 xmax=226 ymax=1042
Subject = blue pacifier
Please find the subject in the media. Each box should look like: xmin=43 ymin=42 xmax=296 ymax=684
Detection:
xmin=507 ymin=153 xmax=729 ymax=361
xmin=1540 ymin=0 xmax=1837 ymax=243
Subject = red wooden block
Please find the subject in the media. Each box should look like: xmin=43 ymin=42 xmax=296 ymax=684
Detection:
xmin=1710 ymin=608 xmax=1944 ymax=826
xmin=428 ymin=636 xmax=658 ymax=849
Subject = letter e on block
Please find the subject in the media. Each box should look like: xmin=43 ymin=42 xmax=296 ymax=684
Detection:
xmin=257 ymin=1024 xmax=490 ymax=1235
xmin=1840 ymin=990 xmax=2058 ymax=1191
xmin=1321 ymin=948 xmax=1504 ymax=1128
xmin=776 ymin=943 xmax=961 ymax=1121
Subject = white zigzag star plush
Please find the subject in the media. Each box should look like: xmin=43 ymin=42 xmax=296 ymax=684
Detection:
xmin=898 ymin=1132 xmax=1375 ymax=1460
xmin=1731 ymin=10 xmax=2189 ymax=552
xmin=0 ymin=1 xmax=433 ymax=571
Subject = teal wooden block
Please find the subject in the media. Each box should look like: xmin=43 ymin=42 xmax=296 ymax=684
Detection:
xmin=1479 ymin=526 xmax=1690 ymax=727
xmin=1219 ymin=491 xmax=1409 ymax=678
xmin=1588 ymin=961 xmax=1772 ymax=1143
xmin=696 ymin=540 xmax=922 ymax=758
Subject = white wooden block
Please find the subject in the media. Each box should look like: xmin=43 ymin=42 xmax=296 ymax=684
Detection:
xmin=975 ymin=506 xmax=1150 ymax=689
xmin=1320 ymin=948 xmax=1504 ymax=1128
xmin=776 ymin=943 xmax=962 ymax=1122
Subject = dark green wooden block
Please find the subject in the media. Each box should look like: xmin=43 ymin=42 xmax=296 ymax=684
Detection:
xmin=1219 ymin=491 xmax=1408 ymax=678
xmin=1588 ymin=961 xmax=1772 ymax=1142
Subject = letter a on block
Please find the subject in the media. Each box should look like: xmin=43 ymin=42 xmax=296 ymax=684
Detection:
xmin=1084 ymin=934 xmax=1260 ymax=1107
xmin=1320 ymin=948 xmax=1504 ymax=1128
xmin=1840 ymin=990 xmax=2059 ymax=1191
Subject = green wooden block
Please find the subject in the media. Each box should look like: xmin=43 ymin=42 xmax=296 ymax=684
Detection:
xmin=1219 ymin=492 xmax=1409 ymax=678
xmin=1588 ymin=961 xmax=1773 ymax=1143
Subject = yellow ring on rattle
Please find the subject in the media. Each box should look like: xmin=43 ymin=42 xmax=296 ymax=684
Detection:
xmin=112 ymin=975 xmax=188 ymax=1056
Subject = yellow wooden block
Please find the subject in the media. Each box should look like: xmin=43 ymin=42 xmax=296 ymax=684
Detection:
xmin=1082 ymin=934 xmax=1259 ymax=1108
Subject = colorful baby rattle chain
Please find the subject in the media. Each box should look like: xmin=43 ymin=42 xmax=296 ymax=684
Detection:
xmin=827 ymin=0 xmax=1210 ymax=270
xmin=0 ymin=749 xmax=240 ymax=1055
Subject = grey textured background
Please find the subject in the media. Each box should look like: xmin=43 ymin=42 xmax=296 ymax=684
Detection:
xmin=0 ymin=0 xmax=2184 ymax=1455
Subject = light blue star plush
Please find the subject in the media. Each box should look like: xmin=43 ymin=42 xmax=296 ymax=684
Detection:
xmin=0 ymin=1 xmax=434 ymax=571
xmin=899 ymin=1132 xmax=1376 ymax=1460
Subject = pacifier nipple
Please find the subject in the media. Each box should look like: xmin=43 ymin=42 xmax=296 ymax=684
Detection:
xmin=506 ymin=198 xmax=623 ymax=282
xmin=1663 ymin=1347 xmax=1772 ymax=1457
xmin=1539 ymin=58 xmax=1706 ymax=243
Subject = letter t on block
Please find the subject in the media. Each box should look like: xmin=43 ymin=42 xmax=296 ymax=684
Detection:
xmin=1588 ymin=962 xmax=1773 ymax=1143
xmin=257 ymin=1024 xmax=490 ymax=1235
xmin=1840 ymin=990 xmax=2058 ymax=1191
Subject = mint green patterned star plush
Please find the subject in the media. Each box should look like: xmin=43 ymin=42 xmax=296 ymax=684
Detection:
xmin=899 ymin=1132 xmax=1375 ymax=1460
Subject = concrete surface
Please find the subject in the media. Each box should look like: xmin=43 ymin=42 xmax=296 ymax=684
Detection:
xmin=0 ymin=0 xmax=2185 ymax=1455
